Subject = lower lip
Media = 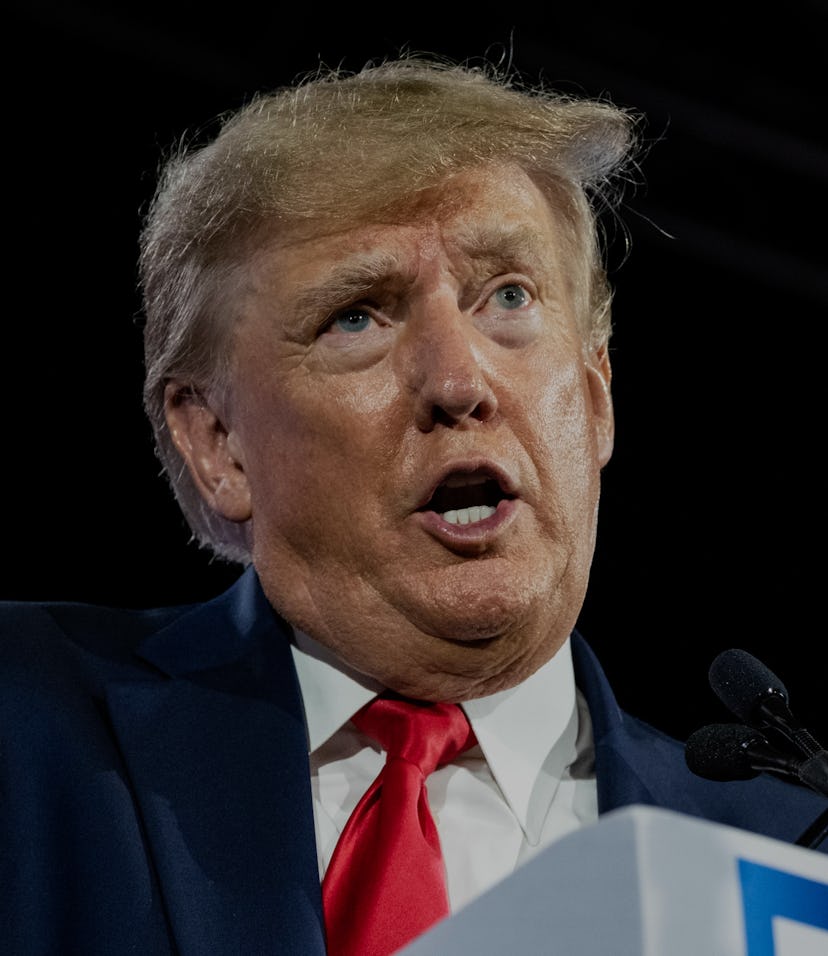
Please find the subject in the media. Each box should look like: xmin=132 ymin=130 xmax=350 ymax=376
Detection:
xmin=414 ymin=498 xmax=520 ymax=552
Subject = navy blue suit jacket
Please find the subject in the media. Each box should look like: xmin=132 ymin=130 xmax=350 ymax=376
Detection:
xmin=2 ymin=566 xmax=825 ymax=955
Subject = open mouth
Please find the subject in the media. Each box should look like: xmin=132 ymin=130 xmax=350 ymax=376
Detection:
xmin=420 ymin=470 xmax=515 ymax=526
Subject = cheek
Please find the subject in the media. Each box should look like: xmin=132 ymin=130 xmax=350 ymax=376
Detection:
xmin=327 ymin=368 xmax=400 ymax=417
xmin=238 ymin=376 xmax=400 ymax=515
xmin=523 ymin=348 xmax=593 ymax=446
xmin=524 ymin=357 xmax=602 ymax=519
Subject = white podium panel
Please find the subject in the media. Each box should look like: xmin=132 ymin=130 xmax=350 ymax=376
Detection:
xmin=398 ymin=805 xmax=828 ymax=956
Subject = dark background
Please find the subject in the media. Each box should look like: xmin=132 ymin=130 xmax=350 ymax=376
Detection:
xmin=6 ymin=4 xmax=827 ymax=746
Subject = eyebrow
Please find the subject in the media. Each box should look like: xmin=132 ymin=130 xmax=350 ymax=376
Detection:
xmin=455 ymin=223 xmax=547 ymax=269
xmin=297 ymin=249 xmax=407 ymax=320
xmin=292 ymin=222 xmax=549 ymax=329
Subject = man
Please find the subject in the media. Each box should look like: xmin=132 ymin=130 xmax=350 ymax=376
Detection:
xmin=2 ymin=56 xmax=825 ymax=956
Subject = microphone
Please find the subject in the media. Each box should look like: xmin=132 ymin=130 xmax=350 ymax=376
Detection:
xmin=685 ymin=722 xmax=813 ymax=785
xmin=686 ymin=648 xmax=828 ymax=799
xmin=708 ymin=648 xmax=825 ymax=760
xmin=686 ymin=648 xmax=828 ymax=850
xmin=685 ymin=722 xmax=828 ymax=848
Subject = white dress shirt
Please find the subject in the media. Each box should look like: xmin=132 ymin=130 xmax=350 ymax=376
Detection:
xmin=290 ymin=632 xmax=598 ymax=913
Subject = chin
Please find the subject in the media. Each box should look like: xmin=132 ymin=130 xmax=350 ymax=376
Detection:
xmin=376 ymin=566 xmax=580 ymax=699
xmin=402 ymin=559 xmax=564 ymax=642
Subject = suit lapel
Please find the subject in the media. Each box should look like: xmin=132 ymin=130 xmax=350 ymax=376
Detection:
xmin=105 ymin=568 xmax=327 ymax=956
xmin=571 ymin=632 xmax=681 ymax=812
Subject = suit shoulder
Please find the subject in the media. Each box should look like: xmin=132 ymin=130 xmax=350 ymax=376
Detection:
xmin=0 ymin=597 xmax=196 ymax=694
xmin=0 ymin=598 xmax=205 ymax=763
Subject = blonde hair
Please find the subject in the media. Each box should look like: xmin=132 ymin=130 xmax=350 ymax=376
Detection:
xmin=140 ymin=55 xmax=640 ymax=562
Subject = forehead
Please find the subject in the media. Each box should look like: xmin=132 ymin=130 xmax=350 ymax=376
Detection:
xmin=250 ymin=164 xmax=571 ymax=288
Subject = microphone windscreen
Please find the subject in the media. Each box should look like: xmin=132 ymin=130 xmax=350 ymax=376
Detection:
xmin=685 ymin=723 xmax=761 ymax=781
xmin=707 ymin=648 xmax=789 ymax=723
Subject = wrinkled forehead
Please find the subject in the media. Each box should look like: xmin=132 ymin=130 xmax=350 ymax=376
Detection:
xmin=254 ymin=164 xmax=576 ymax=280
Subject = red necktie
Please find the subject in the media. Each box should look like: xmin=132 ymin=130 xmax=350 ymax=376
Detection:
xmin=322 ymin=695 xmax=477 ymax=956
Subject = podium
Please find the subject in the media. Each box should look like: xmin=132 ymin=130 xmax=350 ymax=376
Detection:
xmin=398 ymin=805 xmax=828 ymax=956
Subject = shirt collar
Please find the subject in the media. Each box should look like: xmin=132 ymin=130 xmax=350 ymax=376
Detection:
xmin=290 ymin=631 xmax=580 ymax=844
xmin=462 ymin=640 xmax=579 ymax=845
xmin=290 ymin=629 xmax=384 ymax=752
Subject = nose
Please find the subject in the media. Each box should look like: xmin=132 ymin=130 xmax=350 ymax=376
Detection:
xmin=402 ymin=307 xmax=499 ymax=432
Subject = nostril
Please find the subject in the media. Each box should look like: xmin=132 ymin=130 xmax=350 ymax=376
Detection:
xmin=424 ymin=390 xmax=498 ymax=430
xmin=411 ymin=350 xmax=498 ymax=431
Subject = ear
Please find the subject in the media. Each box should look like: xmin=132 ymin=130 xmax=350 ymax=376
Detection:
xmin=164 ymin=381 xmax=252 ymax=522
xmin=585 ymin=345 xmax=614 ymax=468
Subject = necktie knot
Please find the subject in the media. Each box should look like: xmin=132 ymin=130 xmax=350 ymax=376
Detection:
xmin=352 ymin=695 xmax=476 ymax=776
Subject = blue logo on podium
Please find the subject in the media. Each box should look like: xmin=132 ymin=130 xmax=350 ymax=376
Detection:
xmin=739 ymin=858 xmax=828 ymax=955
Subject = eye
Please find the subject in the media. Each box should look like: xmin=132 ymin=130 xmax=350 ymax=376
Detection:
xmin=328 ymin=308 xmax=373 ymax=334
xmin=475 ymin=279 xmax=540 ymax=348
xmin=492 ymin=283 xmax=530 ymax=310
xmin=317 ymin=303 xmax=392 ymax=364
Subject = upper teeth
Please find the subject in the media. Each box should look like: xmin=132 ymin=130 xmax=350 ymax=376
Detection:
xmin=442 ymin=505 xmax=496 ymax=525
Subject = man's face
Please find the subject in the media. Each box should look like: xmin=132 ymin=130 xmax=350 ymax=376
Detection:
xmin=174 ymin=164 xmax=613 ymax=701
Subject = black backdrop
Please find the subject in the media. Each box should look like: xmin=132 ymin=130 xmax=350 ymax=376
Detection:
xmin=6 ymin=4 xmax=827 ymax=746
